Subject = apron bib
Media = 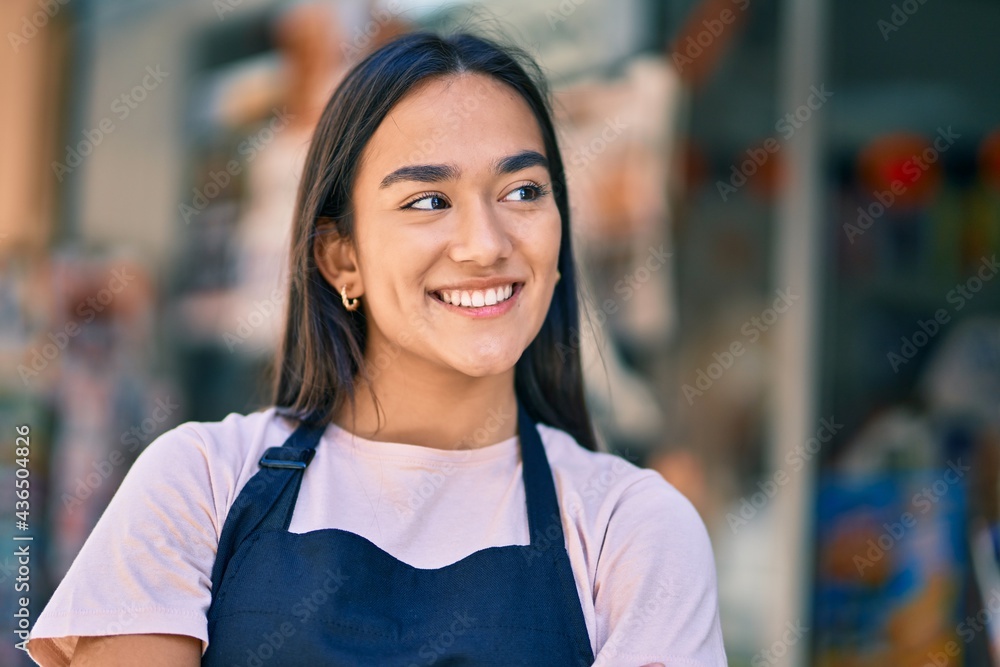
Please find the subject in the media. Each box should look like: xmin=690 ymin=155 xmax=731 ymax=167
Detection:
xmin=202 ymin=401 xmax=595 ymax=666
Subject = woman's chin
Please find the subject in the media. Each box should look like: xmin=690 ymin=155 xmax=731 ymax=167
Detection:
xmin=445 ymin=349 xmax=522 ymax=378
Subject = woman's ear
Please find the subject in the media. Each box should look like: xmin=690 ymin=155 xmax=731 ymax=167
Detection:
xmin=313 ymin=222 xmax=363 ymax=299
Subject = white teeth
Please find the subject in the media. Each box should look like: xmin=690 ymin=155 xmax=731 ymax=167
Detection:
xmin=435 ymin=284 xmax=516 ymax=308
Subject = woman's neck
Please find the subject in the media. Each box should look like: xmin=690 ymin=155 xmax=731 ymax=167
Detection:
xmin=332 ymin=367 xmax=519 ymax=450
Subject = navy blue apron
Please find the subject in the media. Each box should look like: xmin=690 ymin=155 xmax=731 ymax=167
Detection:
xmin=202 ymin=401 xmax=595 ymax=666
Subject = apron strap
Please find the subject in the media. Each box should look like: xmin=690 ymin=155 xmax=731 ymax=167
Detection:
xmin=517 ymin=401 xmax=567 ymax=550
xmin=517 ymin=401 xmax=590 ymax=663
xmin=209 ymin=420 xmax=327 ymax=592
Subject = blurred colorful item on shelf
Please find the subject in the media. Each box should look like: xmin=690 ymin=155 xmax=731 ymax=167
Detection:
xmin=856 ymin=132 xmax=946 ymax=211
xmin=668 ymin=0 xmax=751 ymax=88
xmin=813 ymin=468 xmax=968 ymax=666
xmin=979 ymin=128 xmax=1000 ymax=193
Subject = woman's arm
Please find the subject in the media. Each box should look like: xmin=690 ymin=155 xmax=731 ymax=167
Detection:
xmin=591 ymin=471 xmax=728 ymax=666
xmin=27 ymin=422 xmax=223 ymax=664
xmin=71 ymin=634 xmax=201 ymax=666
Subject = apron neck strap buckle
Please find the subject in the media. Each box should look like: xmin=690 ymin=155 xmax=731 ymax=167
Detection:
xmin=259 ymin=446 xmax=316 ymax=469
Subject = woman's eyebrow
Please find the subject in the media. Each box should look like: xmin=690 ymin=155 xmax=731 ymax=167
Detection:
xmin=378 ymin=149 xmax=548 ymax=189
xmin=379 ymin=163 xmax=457 ymax=189
xmin=493 ymin=150 xmax=548 ymax=177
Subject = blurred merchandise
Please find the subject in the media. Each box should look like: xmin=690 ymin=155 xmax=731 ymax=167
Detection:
xmin=814 ymin=466 xmax=967 ymax=666
xmin=43 ymin=253 xmax=170 ymax=578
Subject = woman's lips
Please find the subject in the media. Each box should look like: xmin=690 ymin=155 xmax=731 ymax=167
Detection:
xmin=429 ymin=282 xmax=523 ymax=318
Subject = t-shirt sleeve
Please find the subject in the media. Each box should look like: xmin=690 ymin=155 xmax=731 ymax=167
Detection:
xmin=25 ymin=423 xmax=221 ymax=666
xmin=592 ymin=471 xmax=728 ymax=666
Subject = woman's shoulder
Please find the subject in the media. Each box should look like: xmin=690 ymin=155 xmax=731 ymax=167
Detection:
xmin=535 ymin=422 xmax=708 ymax=539
xmin=147 ymin=406 xmax=288 ymax=457
xmin=166 ymin=405 xmax=286 ymax=442
xmin=536 ymin=421 xmax=648 ymax=488
xmin=24 ymin=412 xmax=292 ymax=663
xmin=137 ymin=407 xmax=292 ymax=498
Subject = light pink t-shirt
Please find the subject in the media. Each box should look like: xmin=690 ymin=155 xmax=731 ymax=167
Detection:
xmin=25 ymin=407 xmax=727 ymax=666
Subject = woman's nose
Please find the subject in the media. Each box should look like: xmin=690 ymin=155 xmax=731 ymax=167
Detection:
xmin=448 ymin=197 xmax=514 ymax=266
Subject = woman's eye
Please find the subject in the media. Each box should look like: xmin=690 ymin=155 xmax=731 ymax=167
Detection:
xmin=504 ymin=184 xmax=547 ymax=202
xmin=405 ymin=194 xmax=449 ymax=210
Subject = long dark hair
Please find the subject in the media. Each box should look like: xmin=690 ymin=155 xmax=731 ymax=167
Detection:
xmin=272 ymin=30 xmax=598 ymax=452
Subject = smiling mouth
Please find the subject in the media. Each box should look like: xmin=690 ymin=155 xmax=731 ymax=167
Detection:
xmin=430 ymin=283 xmax=522 ymax=308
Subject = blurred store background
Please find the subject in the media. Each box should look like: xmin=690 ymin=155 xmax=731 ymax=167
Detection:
xmin=2 ymin=0 xmax=999 ymax=665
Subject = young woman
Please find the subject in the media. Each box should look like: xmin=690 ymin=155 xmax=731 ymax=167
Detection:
xmin=27 ymin=31 xmax=726 ymax=666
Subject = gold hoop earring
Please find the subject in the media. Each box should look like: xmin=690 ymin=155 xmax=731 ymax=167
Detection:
xmin=556 ymin=271 xmax=562 ymax=283
xmin=341 ymin=284 xmax=360 ymax=311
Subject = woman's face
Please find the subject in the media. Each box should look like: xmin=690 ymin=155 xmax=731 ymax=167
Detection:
xmin=347 ymin=72 xmax=561 ymax=379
